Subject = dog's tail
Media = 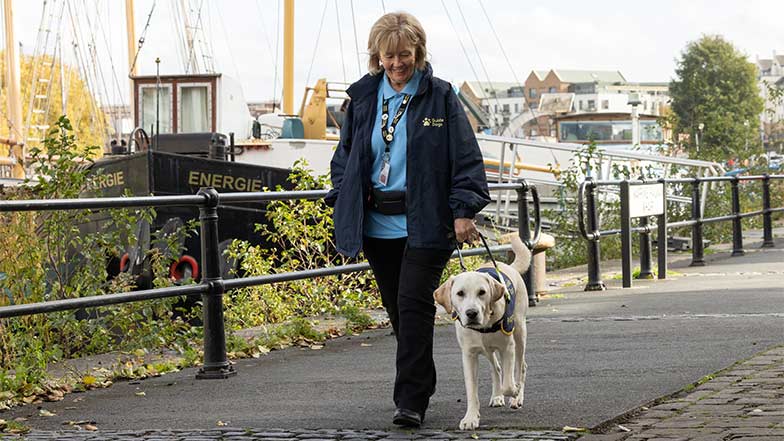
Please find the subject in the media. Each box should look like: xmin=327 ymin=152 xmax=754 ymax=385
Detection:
xmin=499 ymin=233 xmax=532 ymax=275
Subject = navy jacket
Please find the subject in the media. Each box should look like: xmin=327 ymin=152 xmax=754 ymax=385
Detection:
xmin=326 ymin=63 xmax=490 ymax=258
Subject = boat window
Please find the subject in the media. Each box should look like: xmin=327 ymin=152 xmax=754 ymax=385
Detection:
xmin=179 ymin=85 xmax=211 ymax=133
xmin=559 ymin=120 xmax=664 ymax=143
xmin=139 ymin=85 xmax=172 ymax=134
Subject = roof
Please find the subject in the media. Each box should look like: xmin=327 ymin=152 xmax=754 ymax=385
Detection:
xmin=464 ymin=81 xmax=523 ymax=100
xmin=552 ymin=69 xmax=626 ymax=83
xmin=758 ymin=59 xmax=773 ymax=71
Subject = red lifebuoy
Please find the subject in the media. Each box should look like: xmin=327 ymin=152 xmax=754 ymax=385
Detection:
xmin=169 ymin=255 xmax=199 ymax=281
xmin=119 ymin=253 xmax=130 ymax=272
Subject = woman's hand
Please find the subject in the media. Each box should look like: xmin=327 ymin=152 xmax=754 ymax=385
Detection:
xmin=454 ymin=218 xmax=479 ymax=244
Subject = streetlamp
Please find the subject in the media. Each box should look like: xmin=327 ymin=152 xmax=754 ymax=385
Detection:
xmin=696 ymin=122 xmax=704 ymax=155
xmin=628 ymin=92 xmax=641 ymax=146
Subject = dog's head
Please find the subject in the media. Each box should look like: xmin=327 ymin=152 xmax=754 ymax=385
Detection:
xmin=434 ymin=271 xmax=506 ymax=328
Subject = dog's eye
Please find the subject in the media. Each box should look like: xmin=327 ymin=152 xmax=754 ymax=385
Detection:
xmin=477 ymin=289 xmax=486 ymax=296
xmin=456 ymin=290 xmax=465 ymax=297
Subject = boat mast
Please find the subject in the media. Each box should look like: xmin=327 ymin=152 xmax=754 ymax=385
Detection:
xmin=283 ymin=0 xmax=293 ymax=114
xmin=126 ymin=0 xmax=136 ymax=131
xmin=4 ymin=0 xmax=24 ymax=178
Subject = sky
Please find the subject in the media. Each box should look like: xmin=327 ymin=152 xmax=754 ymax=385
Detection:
xmin=6 ymin=0 xmax=784 ymax=108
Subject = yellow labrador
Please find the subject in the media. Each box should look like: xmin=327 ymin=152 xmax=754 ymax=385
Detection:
xmin=434 ymin=235 xmax=531 ymax=430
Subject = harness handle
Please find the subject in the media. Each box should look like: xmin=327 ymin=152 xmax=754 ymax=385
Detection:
xmin=454 ymin=231 xmax=501 ymax=275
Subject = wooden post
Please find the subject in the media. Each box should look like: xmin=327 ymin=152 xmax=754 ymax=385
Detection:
xmin=283 ymin=0 xmax=294 ymax=115
xmin=4 ymin=0 xmax=24 ymax=179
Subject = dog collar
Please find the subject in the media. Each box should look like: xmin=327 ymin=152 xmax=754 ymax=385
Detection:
xmin=450 ymin=268 xmax=516 ymax=335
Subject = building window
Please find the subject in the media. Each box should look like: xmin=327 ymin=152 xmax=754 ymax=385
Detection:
xmin=502 ymin=104 xmax=510 ymax=113
xmin=529 ymin=88 xmax=537 ymax=98
xmin=579 ymin=101 xmax=584 ymax=110
xmin=494 ymin=105 xmax=498 ymax=113
xmin=178 ymin=84 xmax=212 ymax=133
xmin=587 ymin=100 xmax=595 ymax=110
xmin=514 ymin=103 xmax=519 ymax=113
xmin=602 ymin=100 xmax=609 ymax=110
xmin=139 ymin=85 xmax=173 ymax=134
xmin=484 ymin=105 xmax=490 ymax=113
xmin=549 ymin=86 xmax=556 ymax=93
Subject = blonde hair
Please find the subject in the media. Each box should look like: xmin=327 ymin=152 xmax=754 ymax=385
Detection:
xmin=367 ymin=12 xmax=427 ymax=75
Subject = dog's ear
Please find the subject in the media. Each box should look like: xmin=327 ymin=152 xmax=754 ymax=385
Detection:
xmin=486 ymin=275 xmax=507 ymax=303
xmin=433 ymin=277 xmax=454 ymax=314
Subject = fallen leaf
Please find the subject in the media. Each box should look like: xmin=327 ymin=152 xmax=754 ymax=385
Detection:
xmin=216 ymin=420 xmax=228 ymax=426
xmin=73 ymin=397 xmax=85 ymax=403
xmin=310 ymin=345 xmax=324 ymax=350
xmin=39 ymin=409 xmax=56 ymax=417
xmin=83 ymin=424 xmax=98 ymax=431
xmin=360 ymin=343 xmax=372 ymax=347
xmin=563 ymin=426 xmax=587 ymax=433
xmin=470 ymin=433 xmax=479 ymax=439
xmin=13 ymin=417 xmax=27 ymax=422
xmin=134 ymin=392 xmax=146 ymax=397
xmin=617 ymin=424 xmax=631 ymax=432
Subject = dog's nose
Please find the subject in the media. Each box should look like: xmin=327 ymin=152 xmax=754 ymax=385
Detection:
xmin=466 ymin=309 xmax=478 ymax=320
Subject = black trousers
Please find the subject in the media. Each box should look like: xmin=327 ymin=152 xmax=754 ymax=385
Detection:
xmin=363 ymin=236 xmax=452 ymax=416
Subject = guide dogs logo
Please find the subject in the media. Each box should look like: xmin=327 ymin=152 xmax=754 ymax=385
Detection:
xmin=422 ymin=117 xmax=444 ymax=128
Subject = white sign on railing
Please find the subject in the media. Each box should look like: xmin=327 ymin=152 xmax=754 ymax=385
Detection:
xmin=628 ymin=183 xmax=665 ymax=217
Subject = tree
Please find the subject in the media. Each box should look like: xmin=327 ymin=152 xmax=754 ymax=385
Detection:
xmin=0 ymin=53 xmax=109 ymax=158
xmin=669 ymin=35 xmax=764 ymax=162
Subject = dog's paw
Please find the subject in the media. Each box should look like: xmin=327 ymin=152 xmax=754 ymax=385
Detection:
xmin=459 ymin=413 xmax=480 ymax=430
xmin=501 ymin=384 xmax=520 ymax=397
xmin=489 ymin=395 xmax=505 ymax=407
xmin=509 ymin=396 xmax=524 ymax=409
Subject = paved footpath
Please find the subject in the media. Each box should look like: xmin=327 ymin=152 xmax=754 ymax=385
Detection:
xmin=6 ymin=428 xmax=576 ymax=440
xmin=1 ymin=236 xmax=782 ymax=440
xmin=582 ymin=345 xmax=784 ymax=441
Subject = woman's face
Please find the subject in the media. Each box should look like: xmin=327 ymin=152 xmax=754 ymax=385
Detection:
xmin=381 ymin=42 xmax=416 ymax=90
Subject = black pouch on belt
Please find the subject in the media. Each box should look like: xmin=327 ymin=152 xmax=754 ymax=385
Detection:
xmin=371 ymin=188 xmax=407 ymax=215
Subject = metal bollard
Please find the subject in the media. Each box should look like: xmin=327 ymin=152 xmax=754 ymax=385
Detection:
xmin=517 ymin=182 xmax=536 ymax=306
xmin=584 ymin=178 xmax=606 ymax=291
xmin=730 ymin=176 xmax=745 ymax=256
xmin=619 ymin=181 xmax=633 ymax=288
xmin=690 ymin=179 xmax=706 ymax=266
xmin=196 ymin=187 xmax=236 ymax=379
xmin=761 ymin=175 xmax=775 ymax=248
xmin=637 ymin=216 xmax=654 ymax=279
xmin=657 ymin=178 xmax=668 ymax=279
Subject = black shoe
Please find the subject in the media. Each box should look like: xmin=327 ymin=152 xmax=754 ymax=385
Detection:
xmin=393 ymin=408 xmax=422 ymax=427
xmin=528 ymin=298 xmax=537 ymax=307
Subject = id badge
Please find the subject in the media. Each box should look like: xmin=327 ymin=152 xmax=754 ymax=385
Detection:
xmin=378 ymin=161 xmax=390 ymax=186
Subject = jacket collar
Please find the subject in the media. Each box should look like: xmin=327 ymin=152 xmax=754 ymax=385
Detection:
xmin=347 ymin=62 xmax=433 ymax=102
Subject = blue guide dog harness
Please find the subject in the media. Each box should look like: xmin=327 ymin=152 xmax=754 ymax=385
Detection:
xmin=452 ymin=235 xmax=518 ymax=335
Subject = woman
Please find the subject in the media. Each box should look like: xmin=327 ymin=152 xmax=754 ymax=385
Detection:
xmin=326 ymin=12 xmax=490 ymax=427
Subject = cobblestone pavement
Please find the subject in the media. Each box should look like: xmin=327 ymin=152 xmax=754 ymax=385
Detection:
xmin=580 ymin=345 xmax=784 ymax=441
xmin=2 ymin=428 xmax=577 ymax=440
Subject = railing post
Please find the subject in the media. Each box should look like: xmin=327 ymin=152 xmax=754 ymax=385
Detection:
xmin=637 ymin=216 xmax=654 ymax=279
xmin=657 ymin=179 xmax=668 ymax=279
xmin=730 ymin=176 xmax=745 ymax=256
xmin=690 ymin=179 xmax=706 ymax=266
xmin=761 ymin=174 xmax=775 ymax=248
xmin=517 ymin=181 xmax=536 ymax=307
xmin=619 ymin=180 xmax=633 ymax=288
xmin=584 ymin=178 xmax=606 ymax=291
xmin=196 ymin=187 xmax=236 ymax=380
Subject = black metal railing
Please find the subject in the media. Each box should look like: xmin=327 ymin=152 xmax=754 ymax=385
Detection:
xmin=577 ymin=174 xmax=783 ymax=290
xmin=0 ymin=181 xmax=541 ymax=379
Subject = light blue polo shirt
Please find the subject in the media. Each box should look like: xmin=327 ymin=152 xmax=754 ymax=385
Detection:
xmin=364 ymin=69 xmax=422 ymax=239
